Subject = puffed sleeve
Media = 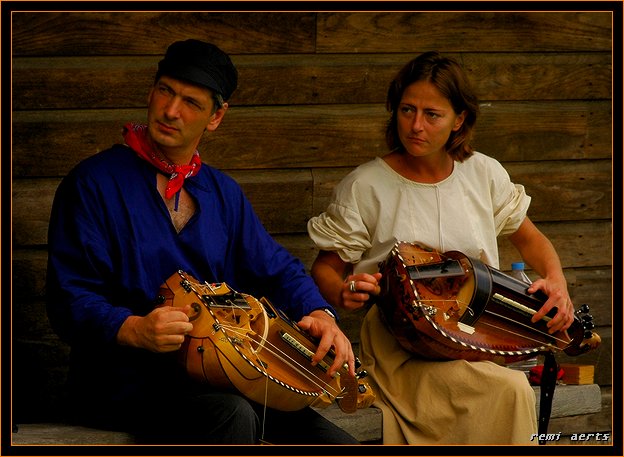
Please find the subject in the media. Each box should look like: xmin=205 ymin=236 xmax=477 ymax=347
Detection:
xmin=490 ymin=160 xmax=531 ymax=236
xmin=308 ymin=202 xmax=372 ymax=264
xmin=307 ymin=170 xmax=375 ymax=264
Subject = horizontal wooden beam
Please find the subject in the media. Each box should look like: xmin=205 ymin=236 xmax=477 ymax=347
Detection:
xmin=12 ymin=12 xmax=317 ymax=56
xmin=11 ymin=12 xmax=611 ymax=57
xmin=12 ymin=52 xmax=611 ymax=110
xmin=12 ymin=101 xmax=611 ymax=177
xmin=12 ymin=159 xmax=612 ymax=247
xmin=12 ymin=229 xmax=613 ymax=302
xmin=316 ymin=12 xmax=612 ymax=53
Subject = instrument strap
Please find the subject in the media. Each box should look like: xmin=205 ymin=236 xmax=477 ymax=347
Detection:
xmin=537 ymin=351 xmax=558 ymax=444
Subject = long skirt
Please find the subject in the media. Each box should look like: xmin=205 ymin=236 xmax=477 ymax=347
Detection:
xmin=360 ymin=305 xmax=538 ymax=445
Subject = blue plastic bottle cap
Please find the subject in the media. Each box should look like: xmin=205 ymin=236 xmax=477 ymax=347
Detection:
xmin=511 ymin=262 xmax=525 ymax=270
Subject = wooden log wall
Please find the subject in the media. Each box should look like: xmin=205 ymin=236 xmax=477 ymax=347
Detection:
xmin=11 ymin=12 xmax=613 ymax=425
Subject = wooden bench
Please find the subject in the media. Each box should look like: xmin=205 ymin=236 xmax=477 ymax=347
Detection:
xmin=10 ymin=384 xmax=606 ymax=446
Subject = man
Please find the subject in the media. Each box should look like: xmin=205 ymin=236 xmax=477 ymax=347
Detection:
xmin=46 ymin=39 xmax=358 ymax=445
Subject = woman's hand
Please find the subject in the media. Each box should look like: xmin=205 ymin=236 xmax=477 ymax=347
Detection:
xmin=508 ymin=217 xmax=575 ymax=334
xmin=528 ymin=278 xmax=575 ymax=333
xmin=342 ymin=273 xmax=382 ymax=310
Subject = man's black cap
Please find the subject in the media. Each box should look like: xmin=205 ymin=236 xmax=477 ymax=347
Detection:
xmin=157 ymin=39 xmax=238 ymax=101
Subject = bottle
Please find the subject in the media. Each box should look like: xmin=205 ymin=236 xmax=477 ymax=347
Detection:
xmin=507 ymin=261 xmax=538 ymax=375
xmin=510 ymin=261 xmax=532 ymax=284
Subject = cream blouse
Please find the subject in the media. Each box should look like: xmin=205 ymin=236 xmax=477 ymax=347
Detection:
xmin=307 ymin=152 xmax=531 ymax=272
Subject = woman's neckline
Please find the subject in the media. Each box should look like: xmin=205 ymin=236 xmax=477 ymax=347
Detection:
xmin=377 ymin=154 xmax=456 ymax=186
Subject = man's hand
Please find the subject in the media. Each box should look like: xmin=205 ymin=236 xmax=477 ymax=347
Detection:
xmin=117 ymin=305 xmax=193 ymax=352
xmin=297 ymin=309 xmax=356 ymax=378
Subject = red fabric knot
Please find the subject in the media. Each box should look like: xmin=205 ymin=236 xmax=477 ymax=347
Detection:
xmin=122 ymin=122 xmax=202 ymax=199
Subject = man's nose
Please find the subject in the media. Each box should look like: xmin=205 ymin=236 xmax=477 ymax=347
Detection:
xmin=164 ymin=97 xmax=182 ymax=118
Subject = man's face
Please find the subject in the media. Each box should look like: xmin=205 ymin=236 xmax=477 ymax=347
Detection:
xmin=146 ymin=75 xmax=227 ymax=160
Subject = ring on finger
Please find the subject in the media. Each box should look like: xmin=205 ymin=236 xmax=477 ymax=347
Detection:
xmin=349 ymin=280 xmax=357 ymax=293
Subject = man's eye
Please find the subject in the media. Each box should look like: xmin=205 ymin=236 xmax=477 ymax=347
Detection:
xmin=186 ymin=100 xmax=203 ymax=111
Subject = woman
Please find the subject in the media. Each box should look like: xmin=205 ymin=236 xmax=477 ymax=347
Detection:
xmin=307 ymin=51 xmax=575 ymax=444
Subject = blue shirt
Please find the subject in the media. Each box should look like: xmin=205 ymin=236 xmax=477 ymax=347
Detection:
xmin=46 ymin=144 xmax=334 ymax=401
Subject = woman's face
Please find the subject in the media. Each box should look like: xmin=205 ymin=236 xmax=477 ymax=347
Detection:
xmin=396 ymin=80 xmax=465 ymax=158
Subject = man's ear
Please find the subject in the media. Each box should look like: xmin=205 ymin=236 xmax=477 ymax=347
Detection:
xmin=206 ymin=103 xmax=229 ymax=132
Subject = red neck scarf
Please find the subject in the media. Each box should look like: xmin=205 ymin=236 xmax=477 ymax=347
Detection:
xmin=123 ymin=122 xmax=202 ymax=199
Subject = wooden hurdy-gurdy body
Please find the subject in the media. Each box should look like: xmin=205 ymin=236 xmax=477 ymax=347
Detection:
xmin=377 ymin=242 xmax=600 ymax=363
